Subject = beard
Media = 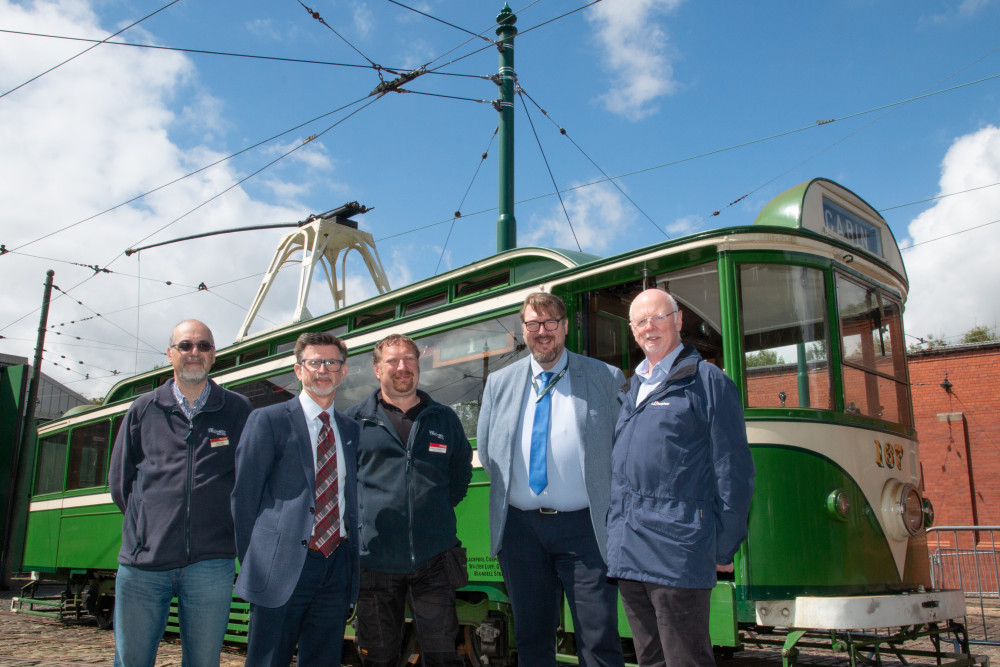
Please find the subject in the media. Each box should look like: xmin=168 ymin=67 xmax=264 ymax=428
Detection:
xmin=389 ymin=372 xmax=416 ymax=394
xmin=527 ymin=335 xmax=564 ymax=365
xmin=177 ymin=361 xmax=208 ymax=384
xmin=303 ymin=375 xmax=337 ymax=397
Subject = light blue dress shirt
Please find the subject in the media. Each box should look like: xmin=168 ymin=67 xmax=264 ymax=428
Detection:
xmin=635 ymin=344 xmax=684 ymax=405
xmin=510 ymin=350 xmax=590 ymax=511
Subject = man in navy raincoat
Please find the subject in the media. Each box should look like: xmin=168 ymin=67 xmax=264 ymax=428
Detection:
xmin=606 ymin=288 xmax=755 ymax=667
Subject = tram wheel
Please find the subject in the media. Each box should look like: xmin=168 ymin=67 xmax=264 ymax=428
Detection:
xmin=83 ymin=585 xmax=114 ymax=630
xmin=461 ymin=625 xmax=485 ymax=666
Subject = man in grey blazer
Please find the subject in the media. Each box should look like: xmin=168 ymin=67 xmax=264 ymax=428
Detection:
xmin=477 ymin=292 xmax=626 ymax=667
xmin=232 ymin=331 xmax=360 ymax=666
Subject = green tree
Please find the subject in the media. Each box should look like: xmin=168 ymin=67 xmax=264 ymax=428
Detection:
xmin=745 ymin=349 xmax=784 ymax=367
xmin=961 ymin=325 xmax=998 ymax=344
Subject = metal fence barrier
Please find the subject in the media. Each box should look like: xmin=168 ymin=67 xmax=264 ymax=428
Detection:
xmin=928 ymin=526 xmax=1000 ymax=646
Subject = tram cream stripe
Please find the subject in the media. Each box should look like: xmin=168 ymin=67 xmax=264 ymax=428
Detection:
xmin=30 ymin=493 xmax=114 ymax=513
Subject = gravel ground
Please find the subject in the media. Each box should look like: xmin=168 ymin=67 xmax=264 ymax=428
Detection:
xmin=2 ymin=581 xmax=997 ymax=666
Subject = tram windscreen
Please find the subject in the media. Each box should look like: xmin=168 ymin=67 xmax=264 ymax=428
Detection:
xmin=739 ymin=265 xmax=833 ymax=410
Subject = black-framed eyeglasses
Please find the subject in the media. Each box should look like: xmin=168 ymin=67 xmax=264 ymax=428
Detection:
xmin=630 ymin=310 xmax=678 ymax=329
xmin=300 ymin=358 xmax=345 ymax=371
xmin=522 ymin=318 xmax=564 ymax=332
xmin=171 ymin=340 xmax=215 ymax=353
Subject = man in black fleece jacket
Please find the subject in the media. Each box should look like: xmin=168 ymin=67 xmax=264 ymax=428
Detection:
xmin=109 ymin=319 xmax=252 ymax=667
xmin=346 ymin=333 xmax=472 ymax=667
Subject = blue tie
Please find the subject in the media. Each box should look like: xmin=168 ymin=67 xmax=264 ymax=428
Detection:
xmin=529 ymin=371 xmax=553 ymax=495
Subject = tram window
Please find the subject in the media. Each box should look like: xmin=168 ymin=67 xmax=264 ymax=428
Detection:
xmin=332 ymin=312 xmax=527 ymax=439
xmin=354 ymin=305 xmax=396 ymax=330
xmin=739 ymin=265 xmax=832 ymax=410
xmin=836 ymin=275 xmax=912 ymax=427
xmin=66 ymin=421 xmax=111 ymax=490
xmin=213 ymin=355 xmax=238 ymax=372
xmin=230 ymin=371 xmax=299 ymax=409
xmin=34 ymin=432 xmax=68 ymax=496
xmin=454 ymin=269 xmax=509 ymax=300
xmin=405 ymin=292 xmax=447 ymax=316
xmin=240 ymin=345 xmax=269 ymax=364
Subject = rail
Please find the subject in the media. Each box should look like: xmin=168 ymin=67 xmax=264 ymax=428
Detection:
xmin=928 ymin=526 xmax=1000 ymax=646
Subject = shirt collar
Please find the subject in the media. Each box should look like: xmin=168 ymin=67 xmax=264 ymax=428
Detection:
xmin=298 ymin=391 xmax=333 ymax=423
xmin=171 ymin=380 xmax=211 ymax=418
xmin=529 ymin=348 xmax=568 ymax=379
xmin=635 ymin=344 xmax=683 ymax=383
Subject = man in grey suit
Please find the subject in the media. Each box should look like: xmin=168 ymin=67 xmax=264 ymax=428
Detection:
xmin=232 ymin=331 xmax=360 ymax=666
xmin=477 ymin=292 xmax=626 ymax=667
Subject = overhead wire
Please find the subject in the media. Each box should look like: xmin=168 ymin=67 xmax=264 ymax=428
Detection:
xmin=5 ymin=0 xmax=996 ymax=394
xmin=0 ymin=0 xmax=184 ymax=101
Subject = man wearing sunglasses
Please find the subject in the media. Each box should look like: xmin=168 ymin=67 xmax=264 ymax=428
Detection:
xmin=109 ymin=319 xmax=253 ymax=667
xmin=477 ymin=293 xmax=626 ymax=667
xmin=232 ymin=331 xmax=361 ymax=667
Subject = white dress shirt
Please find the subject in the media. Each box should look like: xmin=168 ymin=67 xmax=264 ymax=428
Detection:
xmin=298 ymin=393 xmax=347 ymax=539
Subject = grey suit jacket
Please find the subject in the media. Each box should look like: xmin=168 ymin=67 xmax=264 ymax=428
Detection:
xmin=232 ymin=397 xmax=360 ymax=609
xmin=477 ymin=351 xmax=625 ymax=561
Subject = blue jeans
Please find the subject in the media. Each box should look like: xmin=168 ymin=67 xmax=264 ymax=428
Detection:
xmin=113 ymin=558 xmax=236 ymax=667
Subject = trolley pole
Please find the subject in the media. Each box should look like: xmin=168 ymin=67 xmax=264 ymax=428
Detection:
xmin=2 ymin=269 xmax=54 ymax=588
xmin=495 ymin=3 xmax=517 ymax=252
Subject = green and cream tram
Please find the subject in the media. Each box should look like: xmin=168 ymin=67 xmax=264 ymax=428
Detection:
xmin=16 ymin=178 xmax=968 ymax=665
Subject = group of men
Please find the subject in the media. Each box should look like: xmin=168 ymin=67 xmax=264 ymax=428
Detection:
xmin=108 ymin=285 xmax=754 ymax=667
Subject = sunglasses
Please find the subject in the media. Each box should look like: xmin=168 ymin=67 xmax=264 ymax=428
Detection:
xmin=171 ymin=340 xmax=215 ymax=353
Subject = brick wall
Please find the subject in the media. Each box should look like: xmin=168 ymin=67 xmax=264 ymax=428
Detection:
xmin=909 ymin=342 xmax=1000 ymax=531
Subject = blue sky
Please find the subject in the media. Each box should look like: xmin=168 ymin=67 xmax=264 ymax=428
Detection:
xmin=1 ymin=0 xmax=999 ymax=398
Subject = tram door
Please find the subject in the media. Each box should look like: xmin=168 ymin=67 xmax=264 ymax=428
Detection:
xmin=578 ymin=262 xmax=727 ymax=379
xmin=578 ymin=282 xmax=644 ymax=378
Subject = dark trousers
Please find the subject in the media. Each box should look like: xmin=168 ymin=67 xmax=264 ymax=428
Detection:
xmin=617 ymin=580 xmax=713 ymax=667
xmin=355 ymin=550 xmax=463 ymax=667
xmin=245 ymin=545 xmax=351 ymax=667
xmin=497 ymin=507 xmax=624 ymax=667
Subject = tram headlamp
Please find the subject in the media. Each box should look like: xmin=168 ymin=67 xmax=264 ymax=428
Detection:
xmin=826 ymin=489 xmax=851 ymax=521
xmin=880 ymin=479 xmax=925 ymax=540
xmin=922 ymin=497 xmax=935 ymax=529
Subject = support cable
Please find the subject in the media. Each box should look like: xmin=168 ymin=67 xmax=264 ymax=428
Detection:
xmin=518 ymin=85 xmax=667 ymax=239
xmin=518 ymin=90 xmax=581 ymax=252
xmin=435 ymin=127 xmax=498 ymax=274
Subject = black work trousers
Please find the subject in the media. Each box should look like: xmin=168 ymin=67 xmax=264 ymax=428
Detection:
xmin=355 ymin=550 xmax=464 ymax=667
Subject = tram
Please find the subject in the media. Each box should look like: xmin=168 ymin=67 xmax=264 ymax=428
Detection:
xmin=14 ymin=178 xmax=970 ymax=664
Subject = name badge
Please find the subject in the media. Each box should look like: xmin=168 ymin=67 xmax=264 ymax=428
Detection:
xmin=429 ymin=442 xmax=447 ymax=454
xmin=210 ymin=437 xmax=230 ymax=448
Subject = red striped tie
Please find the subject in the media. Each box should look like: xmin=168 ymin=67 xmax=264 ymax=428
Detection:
xmin=313 ymin=411 xmax=341 ymax=556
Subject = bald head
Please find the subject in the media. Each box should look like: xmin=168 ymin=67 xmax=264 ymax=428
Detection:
xmin=629 ymin=289 xmax=683 ymax=366
xmin=167 ymin=320 xmax=216 ymax=391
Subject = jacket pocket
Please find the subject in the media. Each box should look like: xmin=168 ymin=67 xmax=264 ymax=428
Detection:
xmin=631 ymin=495 xmax=711 ymax=547
xmin=241 ymin=526 xmax=279 ymax=593
xmin=122 ymin=498 xmax=146 ymax=559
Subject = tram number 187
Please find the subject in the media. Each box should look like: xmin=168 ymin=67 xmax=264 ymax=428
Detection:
xmin=874 ymin=439 xmax=904 ymax=471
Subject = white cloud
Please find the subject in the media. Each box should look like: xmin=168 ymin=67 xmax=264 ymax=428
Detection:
xmin=0 ymin=0 xmax=323 ymax=397
xmin=523 ymin=182 xmax=632 ymax=253
xmin=586 ymin=0 xmax=684 ymax=121
xmin=901 ymin=125 xmax=1000 ymax=342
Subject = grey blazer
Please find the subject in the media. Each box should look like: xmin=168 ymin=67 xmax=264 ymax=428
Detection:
xmin=477 ymin=351 xmax=625 ymax=561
